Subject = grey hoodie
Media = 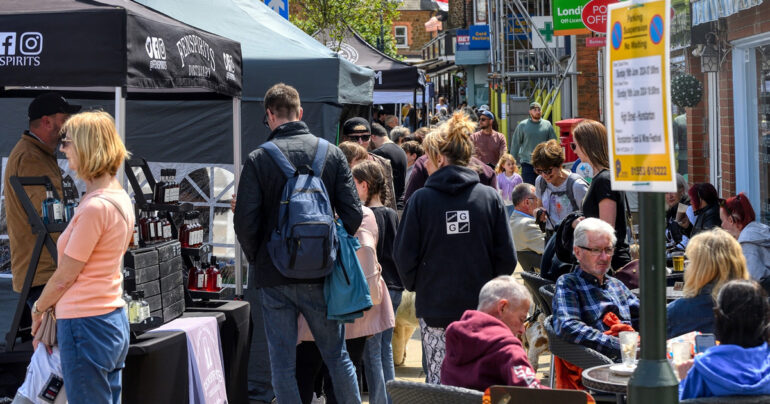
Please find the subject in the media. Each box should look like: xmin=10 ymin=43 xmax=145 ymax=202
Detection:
xmin=738 ymin=221 xmax=770 ymax=281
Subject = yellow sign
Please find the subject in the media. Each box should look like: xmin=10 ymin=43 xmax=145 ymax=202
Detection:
xmin=605 ymin=0 xmax=676 ymax=192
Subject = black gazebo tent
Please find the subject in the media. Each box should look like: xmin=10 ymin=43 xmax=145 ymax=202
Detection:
xmin=0 ymin=0 xmax=246 ymax=288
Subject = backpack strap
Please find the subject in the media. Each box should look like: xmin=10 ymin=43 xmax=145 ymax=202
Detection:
xmin=261 ymin=141 xmax=296 ymax=178
xmin=565 ymin=173 xmax=580 ymax=212
xmin=311 ymin=138 xmax=329 ymax=176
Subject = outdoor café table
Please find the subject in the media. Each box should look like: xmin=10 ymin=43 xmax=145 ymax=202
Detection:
xmin=631 ymin=286 xmax=684 ymax=302
xmin=582 ymin=364 xmax=630 ymax=403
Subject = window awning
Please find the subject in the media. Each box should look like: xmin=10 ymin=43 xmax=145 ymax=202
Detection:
xmin=692 ymin=0 xmax=763 ymax=25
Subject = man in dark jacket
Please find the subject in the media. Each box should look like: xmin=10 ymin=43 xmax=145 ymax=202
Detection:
xmin=233 ymin=83 xmax=363 ymax=404
xmin=442 ymin=276 xmax=543 ymax=391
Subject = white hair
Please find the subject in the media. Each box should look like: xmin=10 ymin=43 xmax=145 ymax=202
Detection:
xmin=477 ymin=276 xmax=531 ymax=312
xmin=573 ymin=217 xmax=617 ymax=247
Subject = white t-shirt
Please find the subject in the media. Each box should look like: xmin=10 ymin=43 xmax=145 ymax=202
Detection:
xmin=535 ymin=173 xmax=589 ymax=230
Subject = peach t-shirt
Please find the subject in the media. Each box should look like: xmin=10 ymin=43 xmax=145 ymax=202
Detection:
xmin=55 ymin=188 xmax=134 ymax=319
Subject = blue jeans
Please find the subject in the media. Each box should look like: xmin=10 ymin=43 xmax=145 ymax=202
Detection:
xmin=363 ymin=289 xmax=402 ymax=404
xmin=260 ymin=283 xmax=360 ymax=404
xmin=521 ymin=162 xmax=537 ymax=185
xmin=58 ymin=308 xmax=129 ymax=404
xmin=245 ymin=268 xmax=275 ymax=402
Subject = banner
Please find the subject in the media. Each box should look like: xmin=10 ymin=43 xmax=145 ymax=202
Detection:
xmin=552 ymin=0 xmax=591 ymax=35
xmin=606 ymin=0 xmax=676 ymax=192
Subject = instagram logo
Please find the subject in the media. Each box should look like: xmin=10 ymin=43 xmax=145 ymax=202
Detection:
xmin=20 ymin=32 xmax=43 ymax=55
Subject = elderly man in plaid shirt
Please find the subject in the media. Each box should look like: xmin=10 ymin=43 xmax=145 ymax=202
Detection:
xmin=551 ymin=218 xmax=640 ymax=360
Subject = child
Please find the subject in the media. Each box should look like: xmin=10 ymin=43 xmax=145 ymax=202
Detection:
xmin=352 ymin=160 xmax=401 ymax=404
xmin=495 ymin=153 xmax=523 ymax=216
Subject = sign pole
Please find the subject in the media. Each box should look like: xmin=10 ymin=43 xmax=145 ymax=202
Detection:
xmin=604 ymin=0 xmax=680 ymax=400
xmin=628 ymin=192 xmax=678 ymax=403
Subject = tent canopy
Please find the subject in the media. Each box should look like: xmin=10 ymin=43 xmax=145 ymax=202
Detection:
xmin=135 ymin=0 xmax=373 ymax=105
xmin=0 ymin=0 xmax=242 ymax=97
xmin=316 ymin=27 xmax=425 ymax=91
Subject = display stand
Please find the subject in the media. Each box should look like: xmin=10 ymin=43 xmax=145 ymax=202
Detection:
xmin=4 ymin=176 xmax=65 ymax=352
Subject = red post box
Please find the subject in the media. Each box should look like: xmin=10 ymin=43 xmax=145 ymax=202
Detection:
xmin=555 ymin=118 xmax=584 ymax=163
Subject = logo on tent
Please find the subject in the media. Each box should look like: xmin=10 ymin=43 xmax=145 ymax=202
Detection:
xmin=223 ymin=53 xmax=236 ymax=81
xmin=0 ymin=32 xmax=42 ymax=67
xmin=145 ymin=36 xmax=167 ymax=71
xmin=326 ymin=41 xmax=359 ymax=64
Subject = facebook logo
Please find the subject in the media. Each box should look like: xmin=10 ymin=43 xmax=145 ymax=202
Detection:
xmin=0 ymin=33 xmax=17 ymax=56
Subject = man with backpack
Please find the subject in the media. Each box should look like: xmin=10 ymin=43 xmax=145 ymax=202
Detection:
xmin=234 ymin=83 xmax=363 ymax=403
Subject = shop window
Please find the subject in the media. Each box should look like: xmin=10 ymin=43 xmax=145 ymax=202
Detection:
xmin=394 ymin=26 xmax=408 ymax=48
xmin=756 ymin=45 xmax=770 ymax=224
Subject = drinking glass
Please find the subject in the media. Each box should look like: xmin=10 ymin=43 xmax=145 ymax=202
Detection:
xmin=672 ymin=252 xmax=685 ymax=272
xmin=619 ymin=331 xmax=639 ymax=368
xmin=672 ymin=341 xmax=692 ymax=365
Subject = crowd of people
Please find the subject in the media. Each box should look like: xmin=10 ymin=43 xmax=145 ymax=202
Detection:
xmin=7 ymin=86 xmax=770 ymax=404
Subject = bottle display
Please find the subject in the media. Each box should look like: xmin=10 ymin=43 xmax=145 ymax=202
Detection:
xmin=168 ymin=169 xmax=179 ymax=204
xmin=179 ymin=211 xmax=204 ymax=247
xmin=42 ymin=183 xmax=63 ymax=224
xmin=206 ymin=256 xmax=222 ymax=291
xmin=187 ymin=259 xmax=200 ymax=290
xmin=128 ymin=292 xmax=142 ymax=324
xmin=160 ymin=213 xmax=172 ymax=241
xmin=137 ymin=291 xmax=150 ymax=321
xmin=153 ymin=170 xmax=167 ymax=204
xmin=129 ymin=223 xmax=140 ymax=249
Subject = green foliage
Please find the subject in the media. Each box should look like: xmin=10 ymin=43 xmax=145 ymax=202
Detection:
xmin=671 ymin=74 xmax=703 ymax=108
xmin=290 ymin=0 xmax=402 ymax=59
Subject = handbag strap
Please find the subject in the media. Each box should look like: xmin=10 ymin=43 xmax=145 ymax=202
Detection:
xmin=94 ymin=194 xmax=132 ymax=247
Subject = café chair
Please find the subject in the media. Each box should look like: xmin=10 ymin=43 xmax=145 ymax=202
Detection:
xmin=539 ymin=284 xmax=556 ymax=318
xmin=386 ymin=380 xmax=483 ymax=404
xmin=544 ymin=315 xmax=614 ymax=390
xmin=680 ymin=396 xmax=770 ymax=404
xmin=486 ymin=385 xmax=593 ymax=403
xmin=520 ymin=271 xmax=555 ymax=317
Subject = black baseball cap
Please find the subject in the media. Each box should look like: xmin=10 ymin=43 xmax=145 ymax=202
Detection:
xmin=28 ymin=92 xmax=82 ymax=121
xmin=342 ymin=117 xmax=370 ymax=136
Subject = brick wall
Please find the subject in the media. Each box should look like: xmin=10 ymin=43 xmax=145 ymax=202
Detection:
xmin=576 ymin=34 xmax=601 ymax=121
xmin=393 ymin=10 xmax=435 ymax=57
xmin=448 ymin=0 xmax=465 ymax=29
xmin=684 ymin=56 xmax=710 ymax=186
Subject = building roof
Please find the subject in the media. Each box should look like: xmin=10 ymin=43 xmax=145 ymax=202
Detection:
xmin=398 ymin=0 xmax=436 ymax=11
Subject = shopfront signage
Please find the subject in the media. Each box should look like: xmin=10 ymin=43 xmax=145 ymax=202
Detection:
xmin=582 ymin=0 xmax=621 ymax=33
xmin=552 ymin=0 xmax=591 ymax=35
xmin=606 ymin=0 xmax=676 ymax=192
xmin=585 ymin=36 xmax=606 ymax=47
xmin=469 ymin=25 xmax=490 ymax=50
xmin=457 ymin=29 xmax=470 ymax=51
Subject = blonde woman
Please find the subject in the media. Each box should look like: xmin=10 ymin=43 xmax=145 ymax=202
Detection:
xmin=666 ymin=228 xmax=749 ymax=338
xmin=30 ymin=111 xmax=133 ymax=404
xmin=394 ymin=111 xmax=517 ymax=384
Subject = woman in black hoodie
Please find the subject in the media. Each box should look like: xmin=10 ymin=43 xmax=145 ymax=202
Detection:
xmin=394 ymin=111 xmax=517 ymax=384
xmin=688 ymin=182 xmax=721 ymax=237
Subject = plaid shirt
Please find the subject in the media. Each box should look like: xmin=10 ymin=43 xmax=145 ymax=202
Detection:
xmin=552 ymin=267 xmax=640 ymax=360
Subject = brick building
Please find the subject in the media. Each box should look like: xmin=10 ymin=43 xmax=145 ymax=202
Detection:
xmin=393 ymin=0 xmax=437 ymax=62
xmin=683 ymin=0 xmax=769 ymax=224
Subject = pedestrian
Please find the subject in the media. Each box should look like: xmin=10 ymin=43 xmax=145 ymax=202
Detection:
xmin=394 ymin=111 xmax=517 ymax=384
xmin=354 ymin=160 xmax=401 ymax=404
xmin=4 ymin=92 xmax=80 ymax=307
xmin=494 ymin=153 xmax=523 ymax=216
xmin=571 ymin=119 xmax=632 ymax=270
xmin=470 ymin=110 xmax=507 ymax=168
xmin=32 ymin=111 xmax=132 ymax=404
xmin=530 ymin=139 xmax=588 ymax=235
xmin=370 ymin=122 xmax=408 ymax=209
xmin=341 ymin=118 xmax=397 ymax=210
xmin=509 ymin=102 xmax=558 ymax=185
xmin=233 ymin=83 xmax=363 ymax=403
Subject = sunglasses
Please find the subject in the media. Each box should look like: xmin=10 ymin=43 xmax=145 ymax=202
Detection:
xmin=59 ymin=132 xmax=71 ymax=144
xmin=535 ymin=167 xmax=556 ymax=175
xmin=348 ymin=134 xmax=371 ymax=142
xmin=570 ymin=143 xmax=577 ymax=151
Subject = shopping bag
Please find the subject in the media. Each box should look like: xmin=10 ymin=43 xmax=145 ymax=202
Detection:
xmin=13 ymin=345 xmax=67 ymax=404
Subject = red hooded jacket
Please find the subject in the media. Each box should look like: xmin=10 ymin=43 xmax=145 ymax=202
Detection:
xmin=441 ymin=310 xmax=544 ymax=391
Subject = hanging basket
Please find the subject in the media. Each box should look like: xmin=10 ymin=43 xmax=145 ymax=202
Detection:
xmin=671 ymin=74 xmax=703 ymax=108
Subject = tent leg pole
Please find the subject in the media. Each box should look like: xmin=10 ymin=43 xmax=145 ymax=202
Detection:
xmin=115 ymin=86 xmax=126 ymax=188
xmin=233 ymin=97 xmax=244 ymax=296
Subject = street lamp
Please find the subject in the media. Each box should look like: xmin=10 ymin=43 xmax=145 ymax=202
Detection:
xmin=700 ymin=43 xmax=719 ymax=73
xmin=377 ymin=0 xmax=399 ymax=52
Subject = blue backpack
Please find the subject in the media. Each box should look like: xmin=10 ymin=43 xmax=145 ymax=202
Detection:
xmin=261 ymin=138 xmax=338 ymax=279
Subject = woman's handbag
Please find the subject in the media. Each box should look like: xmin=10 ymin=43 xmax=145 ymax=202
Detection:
xmin=324 ymin=219 xmax=373 ymax=322
xmin=37 ymin=309 xmax=57 ymax=346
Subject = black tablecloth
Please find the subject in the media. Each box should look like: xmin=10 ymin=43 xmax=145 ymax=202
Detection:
xmin=123 ymin=330 xmax=188 ymax=404
xmin=186 ymin=300 xmax=251 ymax=404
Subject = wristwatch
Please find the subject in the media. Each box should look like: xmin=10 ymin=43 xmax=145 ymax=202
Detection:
xmin=32 ymin=301 xmax=43 ymax=315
